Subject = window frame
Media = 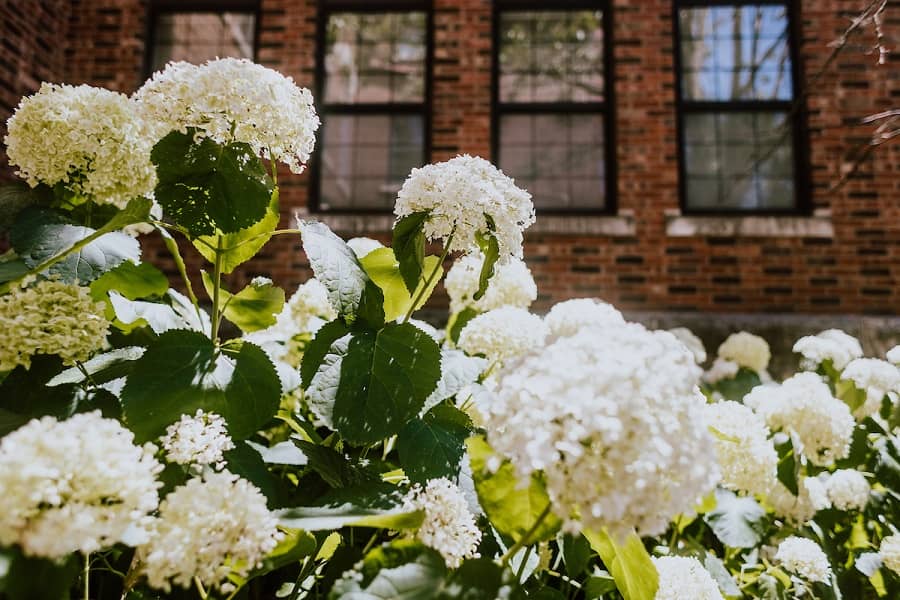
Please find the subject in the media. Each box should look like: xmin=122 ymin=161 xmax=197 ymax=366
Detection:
xmin=672 ymin=0 xmax=811 ymax=216
xmin=309 ymin=0 xmax=434 ymax=214
xmin=143 ymin=0 xmax=261 ymax=78
xmin=491 ymin=0 xmax=616 ymax=216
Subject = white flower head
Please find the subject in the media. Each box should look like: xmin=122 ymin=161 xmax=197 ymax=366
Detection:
xmin=0 ymin=412 xmax=162 ymax=558
xmin=445 ymin=252 xmax=537 ymax=314
xmin=394 ymin=155 xmax=535 ymax=260
xmin=702 ymin=357 xmax=740 ymax=384
xmin=774 ymin=536 xmax=832 ymax=583
xmin=161 ymin=410 xmax=235 ymax=469
xmin=457 ymin=307 xmax=547 ymax=365
xmin=840 ymin=358 xmax=900 ymax=420
xmin=745 ymin=372 xmax=854 ymax=466
xmin=717 ymin=332 xmax=770 ymax=373
xmin=766 ymin=477 xmax=831 ymax=524
xmin=403 ymin=478 xmax=481 ymax=568
xmin=886 ymin=345 xmax=900 ymax=366
xmin=5 ymin=83 xmax=156 ymax=207
xmin=880 ymin=534 xmax=900 ymax=575
xmin=134 ymin=58 xmax=320 ymax=174
xmin=793 ymin=329 xmax=863 ymax=371
xmin=139 ymin=470 xmax=282 ymax=593
xmin=652 ymin=556 xmax=724 ymax=600
xmin=346 ymin=237 xmax=384 ymax=258
xmin=669 ymin=327 xmax=707 ymax=365
xmin=484 ymin=321 xmax=717 ymax=538
xmin=543 ymin=298 xmax=626 ymax=340
xmin=824 ymin=469 xmax=870 ymax=511
xmin=704 ymin=401 xmax=777 ymax=496
xmin=288 ymin=278 xmax=338 ymax=332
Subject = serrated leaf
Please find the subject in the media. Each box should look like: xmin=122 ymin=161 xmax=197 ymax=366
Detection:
xmin=299 ymin=220 xmax=369 ymax=320
xmin=473 ymin=230 xmax=499 ymax=301
xmin=277 ymin=504 xmax=425 ymax=532
xmin=392 ymin=211 xmax=429 ymax=294
xmin=398 ymin=405 xmax=472 ymax=483
xmin=108 ymin=290 xmax=189 ymax=334
xmin=301 ymin=320 xmax=352 ymax=388
xmin=90 ymin=260 xmax=168 ymax=301
xmin=583 ymin=529 xmax=658 ymax=600
xmin=46 ymin=347 xmax=145 ymax=387
xmin=704 ymin=488 xmax=766 ymax=548
xmin=305 ymin=333 xmax=352 ymax=429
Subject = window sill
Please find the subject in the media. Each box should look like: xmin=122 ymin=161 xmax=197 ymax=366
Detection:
xmin=664 ymin=209 xmax=833 ymax=238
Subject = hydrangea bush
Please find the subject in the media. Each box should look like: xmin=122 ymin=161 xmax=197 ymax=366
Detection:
xmin=0 ymin=59 xmax=898 ymax=600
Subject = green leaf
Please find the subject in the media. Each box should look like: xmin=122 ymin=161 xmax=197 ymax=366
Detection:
xmin=466 ymin=436 xmax=560 ymax=544
xmin=583 ymin=529 xmax=658 ymax=600
xmin=473 ymin=230 xmax=499 ymax=301
xmin=447 ymin=307 xmax=478 ymax=345
xmin=775 ymin=436 xmax=800 ymax=496
xmin=398 ymin=405 xmax=472 ymax=483
xmin=108 ymin=290 xmax=203 ymax=334
xmin=393 ymin=211 xmax=429 ymax=294
xmin=278 ymin=504 xmax=425 ymax=532
xmin=90 ymin=260 xmax=168 ymax=301
xmin=193 ymin=187 xmax=281 ymax=273
xmin=253 ymin=528 xmax=318 ymax=578
xmin=334 ymin=323 xmax=442 ymax=445
xmin=836 ymin=378 xmax=868 ymax=415
xmin=301 ymin=320 xmax=352 ymax=388
xmin=247 ymin=439 xmax=308 ymax=466
xmin=46 ymin=346 xmax=145 ymax=387
xmin=440 ymin=558 xmax=504 ymax=600
xmin=293 ymin=439 xmax=381 ymax=489
xmin=357 ymin=278 xmax=386 ymax=329
xmin=2 ymin=551 xmax=78 ymax=600
xmin=704 ymin=555 xmax=741 ymax=597
xmin=361 ymin=247 xmax=444 ymax=322
xmin=0 ymin=181 xmax=49 ymax=233
xmin=304 ymin=331 xmax=353 ymax=429
xmin=0 ymin=259 xmax=29 ymax=283
xmin=151 ymin=130 xmax=274 ymax=235
xmin=562 ymin=533 xmax=594 ymax=577
xmin=201 ymin=273 xmax=285 ymax=333
xmin=332 ymin=543 xmax=447 ymax=599
xmin=703 ymin=488 xmax=766 ymax=548
xmin=120 ymin=330 xmax=280 ymax=441
xmin=422 ymin=349 xmax=488 ymax=414
xmin=715 ymin=367 xmax=762 ymax=402
xmin=224 ymin=441 xmax=287 ymax=506
xmin=299 ymin=220 xmax=368 ymax=321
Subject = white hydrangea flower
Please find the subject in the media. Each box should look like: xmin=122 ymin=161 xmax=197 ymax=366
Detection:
xmin=880 ymin=534 xmax=900 ymax=575
xmin=139 ymin=470 xmax=282 ymax=593
xmin=394 ymin=155 xmax=535 ymax=260
xmin=134 ymin=58 xmax=319 ymax=174
xmin=824 ymin=469 xmax=870 ymax=511
xmin=346 ymin=237 xmax=384 ymax=258
xmin=744 ymin=373 xmax=854 ymax=466
xmin=669 ymin=327 xmax=707 ymax=365
xmin=703 ymin=357 xmax=740 ymax=384
xmin=483 ymin=322 xmax=717 ymax=538
xmin=887 ymin=345 xmax=900 ymax=366
xmin=0 ymin=412 xmax=162 ymax=558
xmin=457 ymin=307 xmax=547 ymax=365
xmin=774 ymin=536 xmax=832 ymax=583
xmin=543 ymin=298 xmax=626 ymax=340
xmin=766 ymin=477 xmax=831 ymax=524
xmin=840 ymin=358 xmax=900 ymax=419
xmin=403 ymin=478 xmax=482 ymax=568
xmin=652 ymin=556 xmax=724 ymax=600
xmin=4 ymin=83 xmax=156 ymax=207
xmin=793 ymin=329 xmax=863 ymax=371
xmin=0 ymin=280 xmax=110 ymax=372
xmin=704 ymin=401 xmax=777 ymax=496
xmin=445 ymin=253 xmax=537 ymax=314
xmin=717 ymin=332 xmax=770 ymax=373
xmin=160 ymin=410 xmax=235 ymax=469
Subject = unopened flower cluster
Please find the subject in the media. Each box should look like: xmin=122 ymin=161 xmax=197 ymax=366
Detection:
xmin=652 ymin=556 xmax=724 ymax=600
xmin=5 ymin=83 xmax=156 ymax=207
xmin=841 ymin=358 xmax=900 ymax=419
xmin=445 ymin=253 xmax=537 ymax=313
xmin=457 ymin=306 xmax=547 ymax=365
xmin=139 ymin=470 xmax=282 ymax=593
xmin=394 ymin=154 xmax=535 ymax=260
xmin=0 ymin=280 xmax=109 ymax=372
xmin=793 ymin=329 xmax=863 ymax=371
xmin=716 ymin=331 xmax=771 ymax=374
xmin=703 ymin=401 xmax=777 ymax=496
xmin=134 ymin=58 xmax=320 ymax=173
xmin=0 ymin=412 xmax=162 ymax=558
xmin=775 ymin=536 xmax=832 ymax=583
xmin=403 ymin=478 xmax=482 ymax=568
xmin=160 ymin=410 xmax=235 ymax=469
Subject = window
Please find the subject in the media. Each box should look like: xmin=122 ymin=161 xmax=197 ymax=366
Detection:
xmin=493 ymin=1 xmax=613 ymax=213
xmin=313 ymin=3 xmax=431 ymax=212
xmin=675 ymin=2 xmax=806 ymax=213
xmin=146 ymin=2 xmax=258 ymax=74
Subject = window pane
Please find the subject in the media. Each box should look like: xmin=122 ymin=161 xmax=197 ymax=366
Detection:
xmin=152 ymin=12 xmax=255 ymax=71
xmin=319 ymin=114 xmax=424 ymax=210
xmin=679 ymin=5 xmax=792 ymax=101
xmin=325 ymin=12 xmax=426 ymax=104
xmin=499 ymin=10 xmax=604 ymax=103
xmin=683 ymin=111 xmax=795 ymax=210
xmin=499 ymin=114 xmax=605 ymax=211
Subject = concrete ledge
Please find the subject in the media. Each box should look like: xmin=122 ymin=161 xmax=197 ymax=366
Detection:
xmin=665 ymin=210 xmax=833 ymax=238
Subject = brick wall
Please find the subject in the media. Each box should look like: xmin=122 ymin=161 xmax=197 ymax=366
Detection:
xmin=0 ymin=0 xmax=897 ymax=315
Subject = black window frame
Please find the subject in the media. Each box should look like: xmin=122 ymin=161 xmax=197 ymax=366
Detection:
xmin=491 ymin=0 xmax=616 ymax=216
xmin=309 ymin=0 xmax=434 ymax=214
xmin=672 ymin=0 xmax=811 ymax=216
xmin=143 ymin=0 xmax=261 ymax=78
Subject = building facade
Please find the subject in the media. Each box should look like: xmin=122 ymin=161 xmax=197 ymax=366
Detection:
xmin=1 ymin=0 xmax=898 ymax=315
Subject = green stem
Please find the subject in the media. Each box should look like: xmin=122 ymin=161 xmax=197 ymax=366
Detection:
xmin=402 ymin=229 xmax=455 ymax=324
xmin=210 ymin=235 xmax=224 ymax=342
xmin=155 ymin=224 xmax=203 ymax=323
xmin=84 ymin=552 xmax=90 ymax=600
xmin=500 ymin=503 xmax=553 ymax=567
xmin=194 ymin=576 xmax=209 ymax=600
xmin=514 ymin=544 xmax=534 ymax=583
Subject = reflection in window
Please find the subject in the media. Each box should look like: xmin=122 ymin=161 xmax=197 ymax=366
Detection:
xmin=316 ymin=9 xmax=428 ymax=211
xmin=495 ymin=7 xmax=610 ymax=212
xmin=676 ymin=3 xmax=800 ymax=211
xmin=150 ymin=12 xmax=255 ymax=72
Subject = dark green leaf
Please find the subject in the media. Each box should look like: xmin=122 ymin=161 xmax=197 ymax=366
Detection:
xmin=224 ymin=441 xmax=288 ymax=506
xmin=703 ymin=488 xmax=766 ymax=548
xmin=775 ymin=436 xmax=800 ymax=496
xmin=252 ymin=528 xmax=318 ymax=578
xmin=0 ymin=259 xmax=29 ymax=283
xmin=90 ymin=261 xmax=169 ymax=301
xmin=715 ymin=367 xmax=762 ymax=402
xmin=299 ymin=220 xmax=368 ymax=321
xmin=0 ymin=181 xmax=49 ymax=233
xmin=301 ymin=320 xmax=352 ymax=388
xmin=2 ymin=551 xmax=78 ymax=600
xmin=562 ymin=533 xmax=593 ymax=577
xmin=293 ymin=439 xmax=381 ymax=489
xmin=447 ymin=307 xmax=479 ymax=345
xmin=584 ymin=573 xmax=618 ymax=598
xmin=398 ymin=405 xmax=472 ymax=483
xmin=392 ymin=211 xmax=429 ymax=294
xmin=473 ymin=231 xmax=499 ymax=301
xmin=331 ymin=543 xmax=446 ymax=599
xmin=439 ymin=558 xmax=504 ymax=600
xmin=357 ymin=279 xmax=386 ymax=329
xmin=583 ymin=529 xmax=658 ymax=600
xmin=46 ymin=346 xmax=145 ymax=387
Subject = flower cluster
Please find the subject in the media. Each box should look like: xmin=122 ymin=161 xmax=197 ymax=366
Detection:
xmin=880 ymin=534 xmax=900 ymax=575
xmin=774 ymin=536 xmax=832 ymax=583
xmin=0 ymin=280 xmax=109 ymax=372
xmin=543 ymin=298 xmax=626 ymax=340
xmin=841 ymin=358 xmax=900 ymax=419
xmin=483 ymin=321 xmax=717 ymax=538
xmin=160 ymin=410 xmax=235 ymax=469
xmin=445 ymin=253 xmax=537 ymax=314
xmin=702 ymin=357 xmax=740 ymax=384
xmin=139 ymin=471 xmax=282 ymax=593
xmin=793 ymin=329 xmax=863 ymax=371
xmin=766 ymin=477 xmax=831 ymax=524
xmin=394 ymin=155 xmax=535 ymax=260
xmin=716 ymin=331 xmax=771 ymax=374
xmin=703 ymin=401 xmax=777 ymax=496
xmin=403 ymin=478 xmax=482 ymax=568
xmin=887 ymin=345 xmax=900 ymax=365
xmin=745 ymin=373 xmax=854 ymax=466
xmin=0 ymin=412 xmax=162 ymax=558
xmin=669 ymin=327 xmax=707 ymax=365
xmin=457 ymin=306 xmax=547 ymax=365
xmin=652 ymin=556 xmax=724 ymax=600
xmin=134 ymin=58 xmax=320 ymax=173
xmin=824 ymin=469 xmax=870 ymax=511
xmin=4 ymin=83 xmax=156 ymax=207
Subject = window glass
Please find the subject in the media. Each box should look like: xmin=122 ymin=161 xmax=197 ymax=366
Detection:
xmin=151 ymin=12 xmax=255 ymax=71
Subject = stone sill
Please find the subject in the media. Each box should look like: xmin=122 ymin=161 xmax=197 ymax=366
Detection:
xmin=665 ymin=209 xmax=833 ymax=238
